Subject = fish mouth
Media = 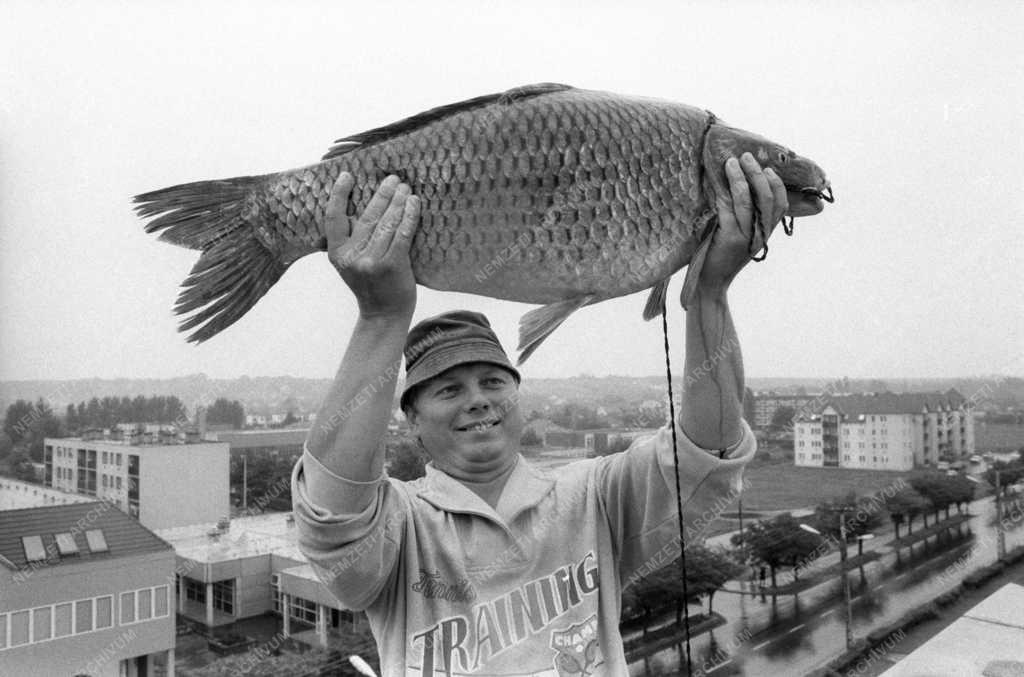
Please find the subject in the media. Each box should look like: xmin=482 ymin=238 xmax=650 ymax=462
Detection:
xmin=455 ymin=418 xmax=502 ymax=433
xmin=785 ymin=185 xmax=833 ymax=217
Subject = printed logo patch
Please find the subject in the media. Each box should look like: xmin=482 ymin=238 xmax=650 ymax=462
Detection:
xmin=550 ymin=614 xmax=601 ymax=676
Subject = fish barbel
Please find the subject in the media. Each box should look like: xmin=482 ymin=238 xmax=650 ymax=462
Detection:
xmin=135 ymin=83 xmax=831 ymax=362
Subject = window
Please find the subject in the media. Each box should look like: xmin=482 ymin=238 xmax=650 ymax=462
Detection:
xmin=22 ymin=535 xmax=46 ymax=562
xmin=116 ymin=453 xmax=122 ymax=466
xmin=0 ymin=614 xmax=6 ymax=649
xmin=271 ymin=574 xmax=280 ymax=612
xmin=75 ymin=599 xmax=93 ymax=633
xmin=85 ymin=529 xmax=108 ymax=553
xmin=9 ymin=610 xmax=29 ymax=646
xmin=32 ymin=607 xmax=51 ymax=642
xmin=138 ymin=588 xmax=153 ymax=620
xmin=184 ymin=578 xmax=205 ymax=604
xmin=102 ymin=451 xmax=108 ymax=465
xmin=116 ymin=476 xmax=122 ymax=490
xmin=54 ymin=603 xmax=72 ymax=637
xmin=55 ymin=533 xmax=79 ymax=556
xmin=102 ymin=475 xmax=108 ymax=489
xmin=154 ymin=586 xmax=169 ymax=617
xmin=212 ymin=580 xmax=234 ymax=615
xmin=289 ymin=596 xmax=317 ymax=624
xmin=121 ymin=591 xmax=136 ymax=624
xmin=96 ymin=596 xmax=113 ymax=629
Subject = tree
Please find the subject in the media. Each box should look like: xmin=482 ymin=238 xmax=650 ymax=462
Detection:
xmin=884 ymin=486 xmax=931 ymax=539
xmin=770 ymin=406 xmax=796 ymax=431
xmin=684 ymin=546 xmax=744 ymax=615
xmin=9 ymin=452 xmax=37 ymax=482
xmin=910 ymin=472 xmax=976 ymax=522
xmin=732 ymin=513 xmax=821 ymax=589
xmin=814 ymin=491 xmax=886 ymax=545
xmin=282 ymin=410 xmax=299 ymax=427
xmin=3 ymin=400 xmax=37 ymax=444
xmin=520 ymin=428 xmax=543 ymax=447
xmin=386 ymin=438 xmax=426 ymax=481
xmin=207 ymin=398 xmax=245 ymax=429
xmin=986 ymin=461 xmax=1024 ymax=496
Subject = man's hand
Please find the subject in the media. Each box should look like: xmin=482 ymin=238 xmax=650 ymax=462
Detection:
xmin=699 ymin=152 xmax=789 ymax=292
xmin=326 ymin=173 xmax=421 ymax=318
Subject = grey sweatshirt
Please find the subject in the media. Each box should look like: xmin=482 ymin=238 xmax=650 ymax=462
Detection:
xmin=291 ymin=420 xmax=753 ymax=676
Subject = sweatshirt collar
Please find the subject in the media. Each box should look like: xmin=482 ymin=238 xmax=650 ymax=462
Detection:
xmin=416 ymin=454 xmax=556 ymax=526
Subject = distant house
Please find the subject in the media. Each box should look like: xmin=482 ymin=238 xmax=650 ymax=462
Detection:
xmin=794 ymin=390 xmax=974 ymax=470
xmin=751 ymin=392 xmax=819 ymax=429
xmin=0 ymin=502 xmax=176 ymax=675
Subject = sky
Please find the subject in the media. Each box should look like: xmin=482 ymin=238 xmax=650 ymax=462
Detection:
xmin=2 ymin=0 xmax=1022 ymax=383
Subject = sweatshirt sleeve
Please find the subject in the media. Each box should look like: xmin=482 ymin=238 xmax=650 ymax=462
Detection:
xmin=597 ymin=419 xmax=755 ymax=588
xmin=290 ymin=446 xmax=407 ymax=610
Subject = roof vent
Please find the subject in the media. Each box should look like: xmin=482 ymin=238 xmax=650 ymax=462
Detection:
xmin=22 ymin=535 xmax=46 ymax=562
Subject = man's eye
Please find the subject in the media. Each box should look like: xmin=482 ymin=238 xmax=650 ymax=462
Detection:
xmin=436 ymin=386 xmax=458 ymax=397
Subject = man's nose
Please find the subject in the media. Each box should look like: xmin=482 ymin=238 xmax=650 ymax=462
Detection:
xmin=465 ymin=384 xmax=491 ymax=411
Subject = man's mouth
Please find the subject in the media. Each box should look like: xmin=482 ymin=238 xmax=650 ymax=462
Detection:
xmin=456 ymin=419 xmax=501 ymax=432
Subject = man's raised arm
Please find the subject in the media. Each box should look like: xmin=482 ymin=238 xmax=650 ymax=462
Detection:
xmin=679 ymin=153 xmax=788 ymax=450
xmin=304 ymin=173 xmax=421 ymax=514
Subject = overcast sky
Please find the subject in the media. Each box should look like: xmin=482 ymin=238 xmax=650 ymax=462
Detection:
xmin=2 ymin=1 xmax=1021 ymax=383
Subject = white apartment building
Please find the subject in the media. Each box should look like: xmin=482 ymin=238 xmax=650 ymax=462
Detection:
xmin=794 ymin=390 xmax=974 ymax=471
xmin=43 ymin=430 xmax=230 ymax=531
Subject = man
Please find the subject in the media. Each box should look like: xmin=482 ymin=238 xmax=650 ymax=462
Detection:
xmin=292 ymin=153 xmax=789 ymax=676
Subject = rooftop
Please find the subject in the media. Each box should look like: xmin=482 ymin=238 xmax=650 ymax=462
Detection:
xmin=0 ymin=478 xmax=93 ymax=510
xmin=881 ymin=582 xmax=1024 ymax=676
xmin=212 ymin=428 xmax=310 ymax=449
xmin=0 ymin=501 xmax=172 ymax=570
xmin=156 ymin=511 xmax=304 ymax=564
xmin=798 ymin=390 xmax=967 ymax=420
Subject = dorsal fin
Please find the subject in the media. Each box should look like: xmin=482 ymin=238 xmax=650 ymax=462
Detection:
xmin=322 ymin=83 xmax=574 ymax=160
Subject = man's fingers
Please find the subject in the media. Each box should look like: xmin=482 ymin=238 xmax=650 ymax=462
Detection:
xmin=764 ymin=168 xmax=789 ymax=227
xmin=739 ymin=153 xmax=775 ymax=235
xmin=324 ymin=172 xmax=355 ymax=249
xmin=386 ymin=195 xmax=421 ymax=259
xmin=367 ymin=182 xmax=409 ymax=256
xmin=353 ymin=175 xmax=401 ymax=243
xmin=725 ymin=157 xmax=753 ymax=238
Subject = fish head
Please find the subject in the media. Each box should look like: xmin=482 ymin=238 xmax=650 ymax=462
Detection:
xmin=704 ymin=124 xmax=832 ymax=217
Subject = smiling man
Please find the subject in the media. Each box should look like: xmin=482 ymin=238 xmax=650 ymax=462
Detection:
xmin=292 ymin=153 xmax=788 ymax=676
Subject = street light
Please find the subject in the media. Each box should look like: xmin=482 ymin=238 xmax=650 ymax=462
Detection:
xmin=967 ymin=472 xmax=1005 ymax=559
xmin=800 ymin=518 xmax=856 ymax=649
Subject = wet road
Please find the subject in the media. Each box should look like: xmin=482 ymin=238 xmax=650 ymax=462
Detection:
xmin=627 ymin=495 xmax=1023 ymax=676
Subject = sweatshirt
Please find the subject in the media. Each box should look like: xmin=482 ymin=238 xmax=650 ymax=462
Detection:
xmin=291 ymin=420 xmax=754 ymax=676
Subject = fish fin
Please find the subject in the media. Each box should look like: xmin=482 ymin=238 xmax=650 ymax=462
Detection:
xmin=642 ymin=278 xmax=671 ymax=321
xmin=517 ymin=295 xmax=595 ymax=365
xmin=679 ymin=216 xmax=719 ymax=310
xmin=134 ymin=176 xmax=288 ymax=343
xmin=322 ymin=83 xmax=574 ymax=160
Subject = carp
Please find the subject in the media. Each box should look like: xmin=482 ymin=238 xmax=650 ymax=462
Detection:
xmin=134 ymin=83 xmax=831 ymax=363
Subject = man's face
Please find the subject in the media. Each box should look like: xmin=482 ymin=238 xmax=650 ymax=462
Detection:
xmin=406 ymin=362 xmax=524 ymax=479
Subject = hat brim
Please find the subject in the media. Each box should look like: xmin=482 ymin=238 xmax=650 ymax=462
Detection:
xmin=401 ymin=342 xmax=520 ymax=409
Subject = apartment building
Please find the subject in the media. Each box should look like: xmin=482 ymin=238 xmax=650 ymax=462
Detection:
xmin=794 ymin=390 xmax=973 ymax=470
xmin=44 ymin=430 xmax=230 ymax=531
xmin=751 ymin=392 xmax=818 ymax=429
xmin=0 ymin=501 xmax=176 ymax=676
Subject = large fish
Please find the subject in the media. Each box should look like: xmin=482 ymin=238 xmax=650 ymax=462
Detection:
xmin=135 ymin=83 xmax=831 ymax=362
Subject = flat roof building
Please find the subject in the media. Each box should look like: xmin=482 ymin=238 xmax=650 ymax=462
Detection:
xmin=0 ymin=501 xmax=177 ymax=676
xmin=157 ymin=512 xmax=367 ymax=650
xmin=44 ymin=432 xmax=230 ymax=531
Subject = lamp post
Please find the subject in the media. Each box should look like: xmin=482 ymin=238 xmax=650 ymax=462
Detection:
xmin=800 ymin=516 xmax=865 ymax=650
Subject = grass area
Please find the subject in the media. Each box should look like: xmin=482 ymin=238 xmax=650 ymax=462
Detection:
xmin=738 ymin=454 xmax=913 ymax=513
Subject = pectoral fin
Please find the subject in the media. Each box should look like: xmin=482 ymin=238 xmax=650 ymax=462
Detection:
xmin=642 ymin=278 xmax=671 ymax=321
xmin=680 ymin=216 xmax=719 ymax=310
xmin=517 ymin=295 xmax=595 ymax=365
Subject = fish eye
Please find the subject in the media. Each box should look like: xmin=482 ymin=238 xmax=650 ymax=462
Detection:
xmin=777 ymin=152 xmax=789 ymax=163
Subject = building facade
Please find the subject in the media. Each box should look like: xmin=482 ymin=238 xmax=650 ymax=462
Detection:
xmin=794 ymin=390 xmax=974 ymax=470
xmin=0 ymin=502 xmax=177 ymax=676
xmin=44 ymin=432 xmax=230 ymax=531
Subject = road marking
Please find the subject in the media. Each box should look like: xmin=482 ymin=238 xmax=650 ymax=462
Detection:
xmin=820 ymin=608 xmax=837 ymax=618
xmin=706 ymin=658 xmax=733 ymax=673
xmin=752 ymin=639 xmax=772 ymax=651
xmin=784 ymin=623 xmax=806 ymax=635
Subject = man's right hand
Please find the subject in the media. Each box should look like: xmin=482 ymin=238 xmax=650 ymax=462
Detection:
xmin=326 ymin=173 xmax=421 ymax=318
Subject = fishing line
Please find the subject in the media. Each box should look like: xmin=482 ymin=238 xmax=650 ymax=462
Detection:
xmin=660 ymin=304 xmax=694 ymax=675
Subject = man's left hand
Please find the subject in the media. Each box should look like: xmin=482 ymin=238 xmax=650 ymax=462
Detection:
xmin=699 ymin=152 xmax=789 ymax=292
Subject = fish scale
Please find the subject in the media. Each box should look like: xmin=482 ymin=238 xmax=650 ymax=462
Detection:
xmin=134 ymin=83 xmax=830 ymax=361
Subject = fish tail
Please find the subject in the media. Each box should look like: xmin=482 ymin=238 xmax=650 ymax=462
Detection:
xmin=133 ymin=174 xmax=289 ymax=343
